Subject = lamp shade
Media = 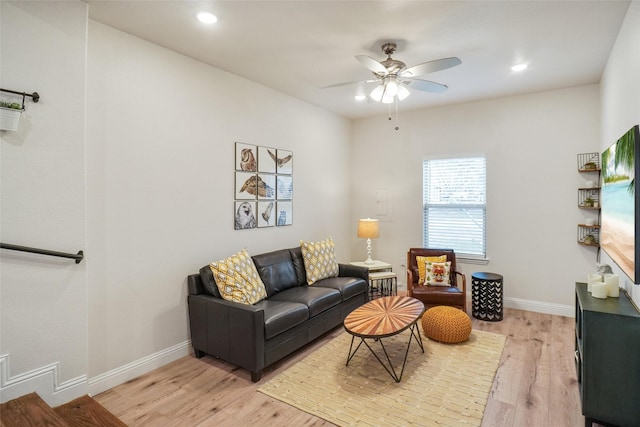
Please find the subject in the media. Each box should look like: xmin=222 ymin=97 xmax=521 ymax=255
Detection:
xmin=357 ymin=218 xmax=379 ymax=239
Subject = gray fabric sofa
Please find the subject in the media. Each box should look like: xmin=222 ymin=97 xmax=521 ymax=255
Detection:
xmin=187 ymin=246 xmax=368 ymax=381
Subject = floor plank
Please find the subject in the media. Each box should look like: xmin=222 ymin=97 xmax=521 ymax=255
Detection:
xmin=54 ymin=395 xmax=127 ymax=427
xmin=95 ymin=308 xmax=589 ymax=426
xmin=0 ymin=393 xmax=67 ymax=427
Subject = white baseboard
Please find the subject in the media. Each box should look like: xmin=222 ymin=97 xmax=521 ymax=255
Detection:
xmin=464 ymin=292 xmax=574 ymax=318
xmin=0 ymin=354 xmax=87 ymax=406
xmin=88 ymin=340 xmax=192 ymax=396
xmin=504 ymin=296 xmax=574 ymax=317
xmin=1 ymin=340 xmax=192 ymax=405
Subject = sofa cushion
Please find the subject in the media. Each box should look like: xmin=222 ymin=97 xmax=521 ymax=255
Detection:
xmin=252 ymin=249 xmax=299 ymax=297
xmin=313 ymin=276 xmax=367 ymax=301
xmin=253 ymin=299 xmax=309 ymax=340
xmin=412 ymin=285 xmax=464 ymax=308
xmin=300 ymin=237 xmax=339 ymax=285
xmin=270 ymin=286 xmax=341 ymax=318
xmin=209 ymin=249 xmax=267 ymax=305
xmin=289 ymin=247 xmax=307 ymax=286
xmin=199 ymin=265 xmax=222 ymax=298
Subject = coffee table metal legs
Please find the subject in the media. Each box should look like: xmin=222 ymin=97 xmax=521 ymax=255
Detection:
xmin=345 ymin=322 xmax=424 ymax=383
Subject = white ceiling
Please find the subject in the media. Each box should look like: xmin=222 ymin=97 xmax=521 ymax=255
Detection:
xmin=87 ymin=0 xmax=631 ymax=119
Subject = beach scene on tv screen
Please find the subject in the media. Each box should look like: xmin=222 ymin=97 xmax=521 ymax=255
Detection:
xmin=601 ymin=127 xmax=636 ymax=282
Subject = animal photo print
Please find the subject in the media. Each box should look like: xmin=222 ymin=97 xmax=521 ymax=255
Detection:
xmin=234 ymin=201 xmax=257 ymax=230
xmin=235 ymin=142 xmax=293 ymax=229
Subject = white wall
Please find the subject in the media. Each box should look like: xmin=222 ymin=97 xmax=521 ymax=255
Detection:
xmin=352 ymin=85 xmax=601 ymax=314
xmin=1 ymin=3 xmax=352 ymax=404
xmin=600 ymin=1 xmax=640 ymax=305
xmin=0 ymin=2 xmax=88 ymax=405
xmin=86 ymin=21 xmax=352 ymax=393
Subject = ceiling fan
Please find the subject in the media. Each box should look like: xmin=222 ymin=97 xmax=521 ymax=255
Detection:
xmin=323 ymin=42 xmax=461 ymax=104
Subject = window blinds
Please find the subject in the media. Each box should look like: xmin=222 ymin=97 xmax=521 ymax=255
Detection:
xmin=423 ymin=156 xmax=486 ymax=258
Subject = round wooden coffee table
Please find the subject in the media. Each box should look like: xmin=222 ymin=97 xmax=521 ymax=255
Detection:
xmin=343 ymin=296 xmax=425 ymax=382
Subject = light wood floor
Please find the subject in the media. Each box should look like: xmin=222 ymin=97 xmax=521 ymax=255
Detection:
xmin=95 ymin=308 xmax=590 ymax=426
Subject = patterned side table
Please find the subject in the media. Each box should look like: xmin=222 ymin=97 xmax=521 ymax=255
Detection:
xmin=471 ymin=272 xmax=504 ymax=321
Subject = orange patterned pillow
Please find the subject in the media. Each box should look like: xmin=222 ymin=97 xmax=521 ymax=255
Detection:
xmin=417 ymin=255 xmax=447 ymax=284
xmin=425 ymin=261 xmax=452 ymax=286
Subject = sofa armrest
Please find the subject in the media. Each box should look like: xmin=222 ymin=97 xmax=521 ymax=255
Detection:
xmin=188 ymin=294 xmax=265 ymax=374
xmin=188 ymin=273 xmax=204 ymax=295
xmin=338 ymin=263 xmax=368 ymax=282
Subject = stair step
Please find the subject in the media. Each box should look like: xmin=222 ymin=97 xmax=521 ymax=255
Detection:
xmin=54 ymin=395 xmax=127 ymax=427
xmin=0 ymin=392 xmax=67 ymax=427
xmin=1 ymin=393 xmax=126 ymax=427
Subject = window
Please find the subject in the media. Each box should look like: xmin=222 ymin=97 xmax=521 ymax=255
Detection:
xmin=423 ymin=156 xmax=486 ymax=260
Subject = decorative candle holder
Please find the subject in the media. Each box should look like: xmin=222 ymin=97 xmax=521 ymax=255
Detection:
xmin=591 ymin=282 xmax=608 ymax=299
xmin=587 ymin=273 xmax=602 ymax=292
xmin=604 ymin=274 xmax=620 ymax=297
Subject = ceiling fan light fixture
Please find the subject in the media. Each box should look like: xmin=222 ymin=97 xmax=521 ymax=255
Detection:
xmin=397 ymin=85 xmax=410 ymax=100
xmin=381 ymin=93 xmax=394 ymax=104
xmin=385 ymin=80 xmax=399 ymax=97
xmin=370 ymin=85 xmax=385 ymax=102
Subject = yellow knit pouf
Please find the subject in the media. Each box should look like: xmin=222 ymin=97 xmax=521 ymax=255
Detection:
xmin=421 ymin=306 xmax=472 ymax=344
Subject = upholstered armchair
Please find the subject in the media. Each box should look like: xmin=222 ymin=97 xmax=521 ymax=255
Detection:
xmin=406 ymin=248 xmax=466 ymax=311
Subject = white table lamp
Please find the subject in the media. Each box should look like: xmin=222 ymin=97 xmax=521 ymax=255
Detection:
xmin=357 ymin=218 xmax=379 ymax=264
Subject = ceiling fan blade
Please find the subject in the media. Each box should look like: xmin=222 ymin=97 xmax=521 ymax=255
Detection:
xmin=401 ymin=57 xmax=461 ymax=77
xmin=355 ymin=55 xmax=388 ymax=75
xmin=403 ymin=77 xmax=448 ymax=93
xmin=319 ymin=79 xmax=378 ymax=89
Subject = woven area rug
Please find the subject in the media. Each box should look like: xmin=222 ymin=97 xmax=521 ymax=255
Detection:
xmin=258 ymin=328 xmax=506 ymax=427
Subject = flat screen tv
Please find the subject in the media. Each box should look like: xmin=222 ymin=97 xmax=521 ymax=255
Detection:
xmin=600 ymin=125 xmax=640 ymax=284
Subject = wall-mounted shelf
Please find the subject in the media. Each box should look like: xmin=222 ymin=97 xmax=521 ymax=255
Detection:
xmin=0 ymin=88 xmax=40 ymax=108
xmin=578 ymin=188 xmax=600 ymax=209
xmin=577 ymin=153 xmax=601 ymax=248
xmin=0 ymin=88 xmax=40 ymax=132
xmin=577 ymin=225 xmax=600 ymax=246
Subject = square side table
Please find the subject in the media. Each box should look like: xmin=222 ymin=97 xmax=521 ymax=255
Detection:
xmin=350 ymin=260 xmax=395 ymax=298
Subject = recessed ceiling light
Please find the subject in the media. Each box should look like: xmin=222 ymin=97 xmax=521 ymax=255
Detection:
xmin=354 ymin=95 xmax=366 ymax=101
xmin=196 ymin=11 xmax=218 ymax=24
xmin=511 ymin=63 xmax=528 ymax=72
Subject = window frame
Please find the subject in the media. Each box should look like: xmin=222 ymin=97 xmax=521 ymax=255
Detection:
xmin=422 ymin=154 xmax=489 ymax=264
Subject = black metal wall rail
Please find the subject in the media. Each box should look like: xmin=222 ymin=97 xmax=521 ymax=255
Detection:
xmin=0 ymin=243 xmax=84 ymax=264
xmin=0 ymin=88 xmax=40 ymax=109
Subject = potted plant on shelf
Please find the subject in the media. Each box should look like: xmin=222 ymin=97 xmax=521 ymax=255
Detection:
xmin=584 ymin=234 xmax=596 ymax=245
xmin=0 ymin=101 xmax=24 ymax=131
xmin=583 ymin=161 xmax=597 ymax=170
xmin=584 ymin=197 xmax=594 ymax=208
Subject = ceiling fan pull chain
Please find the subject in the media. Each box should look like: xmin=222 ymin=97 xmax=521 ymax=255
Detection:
xmin=395 ymin=97 xmax=400 ymax=131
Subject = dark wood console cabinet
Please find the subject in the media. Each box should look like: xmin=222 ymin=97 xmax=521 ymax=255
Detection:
xmin=575 ymin=282 xmax=640 ymax=427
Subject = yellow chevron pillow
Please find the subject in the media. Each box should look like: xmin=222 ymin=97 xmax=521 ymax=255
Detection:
xmin=417 ymin=255 xmax=447 ymax=284
xmin=300 ymin=237 xmax=339 ymax=285
xmin=209 ymin=249 xmax=267 ymax=304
